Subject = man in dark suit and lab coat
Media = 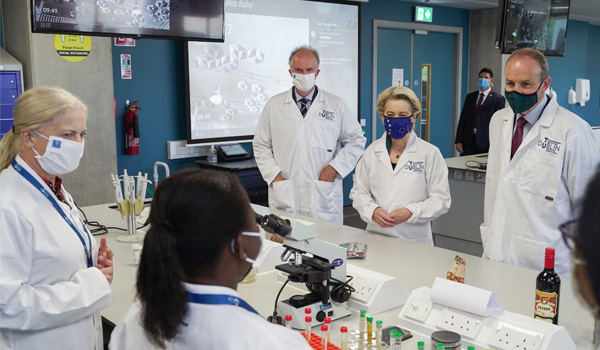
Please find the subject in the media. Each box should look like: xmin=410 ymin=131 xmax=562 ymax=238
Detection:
xmin=455 ymin=68 xmax=506 ymax=155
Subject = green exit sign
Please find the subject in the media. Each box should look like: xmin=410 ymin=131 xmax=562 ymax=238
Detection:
xmin=415 ymin=6 xmax=433 ymax=23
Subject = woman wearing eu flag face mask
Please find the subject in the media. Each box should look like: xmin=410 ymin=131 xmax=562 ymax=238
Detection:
xmin=110 ymin=169 xmax=311 ymax=350
xmin=350 ymin=86 xmax=451 ymax=245
xmin=0 ymin=86 xmax=113 ymax=350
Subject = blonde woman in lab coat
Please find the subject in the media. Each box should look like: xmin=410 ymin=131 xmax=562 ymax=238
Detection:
xmin=350 ymin=86 xmax=451 ymax=245
xmin=109 ymin=169 xmax=311 ymax=350
xmin=0 ymin=86 xmax=113 ymax=349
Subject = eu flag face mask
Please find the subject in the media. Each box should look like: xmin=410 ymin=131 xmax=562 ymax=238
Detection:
xmin=384 ymin=116 xmax=413 ymax=140
xmin=505 ymin=82 xmax=544 ymax=114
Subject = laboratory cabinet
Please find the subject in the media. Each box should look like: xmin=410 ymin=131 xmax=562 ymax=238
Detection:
xmin=0 ymin=48 xmax=24 ymax=139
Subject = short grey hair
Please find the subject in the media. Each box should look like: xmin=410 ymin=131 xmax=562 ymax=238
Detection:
xmin=506 ymin=48 xmax=550 ymax=81
xmin=288 ymin=45 xmax=320 ymax=69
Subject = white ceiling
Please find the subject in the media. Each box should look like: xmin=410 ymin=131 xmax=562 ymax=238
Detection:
xmin=396 ymin=0 xmax=600 ymax=26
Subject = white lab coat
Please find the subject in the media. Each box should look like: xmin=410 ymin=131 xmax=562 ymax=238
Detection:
xmin=481 ymin=97 xmax=600 ymax=277
xmin=350 ymin=132 xmax=451 ymax=245
xmin=253 ymin=87 xmax=366 ymax=224
xmin=0 ymin=156 xmax=112 ymax=350
xmin=109 ymin=283 xmax=312 ymax=350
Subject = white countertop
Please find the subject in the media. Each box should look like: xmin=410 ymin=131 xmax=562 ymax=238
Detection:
xmin=83 ymin=203 xmax=594 ymax=349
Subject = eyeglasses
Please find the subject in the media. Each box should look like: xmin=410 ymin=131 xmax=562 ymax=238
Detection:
xmin=558 ymin=220 xmax=580 ymax=250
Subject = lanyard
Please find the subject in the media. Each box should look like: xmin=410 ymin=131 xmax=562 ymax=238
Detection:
xmin=187 ymin=293 xmax=261 ymax=316
xmin=12 ymin=158 xmax=94 ymax=268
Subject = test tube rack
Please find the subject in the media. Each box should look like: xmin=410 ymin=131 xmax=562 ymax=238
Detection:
xmin=397 ymin=287 xmax=575 ymax=350
xmin=301 ymin=332 xmax=342 ymax=350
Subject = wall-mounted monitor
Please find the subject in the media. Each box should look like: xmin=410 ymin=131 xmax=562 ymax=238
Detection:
xmin=184 ymin=0 xmax=360 ymax=145
xmin=495 ymin=0 xmax=570 ymax=57
xmin=31 ymin=0 xmax=224 ymax=42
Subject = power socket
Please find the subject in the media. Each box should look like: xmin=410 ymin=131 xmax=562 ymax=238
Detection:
xmin=166 ymin=140 xmax=207 ymax=160
xmin=435 ymin=307 xmax=484 ymax=340
xmin=488 ymin=322 xmax=543 ymax=350
xmin=347 ymin=274 xmax=374 ymax=303
xmin=405 ymin=294 xmax=434 ymax=322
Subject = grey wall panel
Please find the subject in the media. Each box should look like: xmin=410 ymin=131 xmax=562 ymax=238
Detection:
xmin=468 ymin=8 xmax=504 ymax=92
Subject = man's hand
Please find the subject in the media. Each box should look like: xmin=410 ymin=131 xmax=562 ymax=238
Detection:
xmin=273 ymin=173 xmax=286 ymax=183
xmin=456 ymin=143 xmax=464 ymax=153
xmin=318 ymin=165 xmax=338 ymax=182
xmin=97 ymin=237 xmax=114 ymax=284
xmin=372 ymin=207 xmax=395 ymax=228
xmin=389 ymin=208 xmax=413 ymax=225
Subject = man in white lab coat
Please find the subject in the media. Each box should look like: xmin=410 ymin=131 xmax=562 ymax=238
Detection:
xmin=253 ymin=46 xmax=366 ymax=224
xmin=481 ymin=48 xmax=600 ymax=277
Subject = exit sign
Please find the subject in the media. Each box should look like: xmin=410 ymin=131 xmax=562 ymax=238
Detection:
xmin=415 ymin=6 xmax=433 ymax=23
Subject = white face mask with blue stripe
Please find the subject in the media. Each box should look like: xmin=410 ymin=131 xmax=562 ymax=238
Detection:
xmin=32 ymin=131 xmax=85 ymax=175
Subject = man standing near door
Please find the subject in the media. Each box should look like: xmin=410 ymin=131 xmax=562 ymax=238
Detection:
xmin=455 ymin=68 xmax=506 ymax=155
xmin=253 ymin=46 xmax=366 ymax=224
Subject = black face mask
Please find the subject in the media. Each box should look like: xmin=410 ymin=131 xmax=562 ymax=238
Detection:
xmin=505 ymin=82 xmax=544 ymax=114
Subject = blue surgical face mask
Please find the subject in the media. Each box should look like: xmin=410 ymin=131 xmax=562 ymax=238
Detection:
xmin=478 ymin=78 xmax=490 ymax=89
xmin=384 ymin=116 xmax=413 ymax=140
xmin=505 ymin=82 xmax=544 ymax=114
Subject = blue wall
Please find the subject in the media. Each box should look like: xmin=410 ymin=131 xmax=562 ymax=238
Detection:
xmin=547 ymin=20 xmax=600 ymax=126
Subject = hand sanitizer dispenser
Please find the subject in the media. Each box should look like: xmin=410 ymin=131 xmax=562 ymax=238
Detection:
xmin=575 ymin=79 xmax=590 ymax=106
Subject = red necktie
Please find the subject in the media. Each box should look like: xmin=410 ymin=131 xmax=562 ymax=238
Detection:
xmin=511 ymin=117 xmax=528 ymax=159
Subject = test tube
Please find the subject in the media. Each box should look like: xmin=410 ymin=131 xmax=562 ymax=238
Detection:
xmin=376 ymin=320 xmax=383 ymax=349
xmin=285 ymin=315 xmax=292 ymax=329
xmin=417 ymin=341 xmax=425 ymax=350
xmin=305 ymin=316 xmax=312 ymax=341
xmin=321 ymin=324 xmax=328 ymax=350
xmin=340 ymin=326 xmax=348 ymax=350
xmin=467 ymin=347 xmax=475 ymax=350
xmin=324 ymin=317 xmax=331 ymax=343
xmin=359 ymin=310 xmax=366 ymax=339
xmin=366 ymin=316 xmax=373 ymax=344
xmin=436 ymin=343 xmax=445 ymax=350
xmin=395 ymin=332 xmax=403 ymax=350
xmin=389 ymin=329 xmax=397 ymax=350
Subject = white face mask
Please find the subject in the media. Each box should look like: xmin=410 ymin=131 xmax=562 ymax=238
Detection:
xmin=292 ymin=72 xmax=316 ymax=92
xmin=32 ymin=131 xmax=85 ymax=175
xmin=231 ymin=227 xmax=265 ymax=269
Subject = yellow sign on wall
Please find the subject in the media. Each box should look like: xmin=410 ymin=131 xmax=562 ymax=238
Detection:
xmin=54 ymin=35 xmax=91 ymax=62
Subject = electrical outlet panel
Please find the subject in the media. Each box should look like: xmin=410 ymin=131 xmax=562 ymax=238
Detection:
xmin=346 ymin=264 xmax=409 ymax=315
xmin=435 ymin=307 xmax=484 ymax=340
xmin=397 ymin=287 xmax=575 ymax=350
xmin=167 ymin=140 xmax=207 ymax=160
xmin=452 ymin=169 xmax=463 ymax=180
xmin=488 ymin=322 xmax=543 ymax=350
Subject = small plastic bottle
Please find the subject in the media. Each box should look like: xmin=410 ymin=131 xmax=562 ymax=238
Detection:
xmin=395 ymin=332 xmax=403 ymax=350
xmin=366 ymin=316 xmax=373 ymax=344
xmin=376 ymin=320 xmax=383 ymax=349
xmin=324 ymin=317 xmax=331 ymax=343
xmin=359 ymin=310 xmax=366 ymax=340
xmin=321 ymin=324 xmax=328 ymax=350
xmin=340 ymin=326 xmax=348 ymax=350
xmin=208 ymin=145 xmax=218 ymax=163
xmin=389 ymin=329 xmax=397 ymax=350
xmin=285 ymin=315 xmax=292 ymax=329
xmin=305 ymin=316 xmax=312 ymax=341
xmin=417 ymin=341 xmax=425 ymax=350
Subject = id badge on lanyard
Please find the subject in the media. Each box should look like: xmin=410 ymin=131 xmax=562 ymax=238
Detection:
xmin=12 ymin=158 xmax=94 ymax=267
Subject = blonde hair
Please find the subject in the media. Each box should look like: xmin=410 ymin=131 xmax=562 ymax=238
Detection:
xmin=376 ymin=86 xmax=422 ymax=124
xmin=0 ymin=86 xmax=87 ymax=171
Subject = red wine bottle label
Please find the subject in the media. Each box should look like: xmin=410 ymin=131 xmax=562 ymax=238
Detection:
xmin=534 ymin=289 xmax=558 ymax=320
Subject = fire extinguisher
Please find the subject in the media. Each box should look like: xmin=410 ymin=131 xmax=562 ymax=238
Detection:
xmin=125 ymin=101 xmax=141 ymax=155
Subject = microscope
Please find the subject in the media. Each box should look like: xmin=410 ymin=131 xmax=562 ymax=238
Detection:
xmin=256 ymin=213 xmax=353 ymax=329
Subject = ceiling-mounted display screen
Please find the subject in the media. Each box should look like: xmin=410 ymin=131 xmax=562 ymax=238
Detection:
xmin=499 ymin=0 xmax=570 ymax=56
xmin=185 ymin=0 xmax=360 ymax=145
xmin=31 ymin=0 xmax=224 ymax=42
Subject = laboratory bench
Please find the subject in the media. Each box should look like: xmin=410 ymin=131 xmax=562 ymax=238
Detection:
xmin=82 ymin=203 xmax=594 ymax=349
xmin=432 ymin=154 xmax=488 ymax=257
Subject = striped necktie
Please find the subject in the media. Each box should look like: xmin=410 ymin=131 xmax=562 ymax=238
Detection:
xmin=299 ymin=98 xmax=308 ymax=117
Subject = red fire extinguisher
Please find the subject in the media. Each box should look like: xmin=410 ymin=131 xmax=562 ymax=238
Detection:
xmin=125 ymin=101 xmax=141 ymax=155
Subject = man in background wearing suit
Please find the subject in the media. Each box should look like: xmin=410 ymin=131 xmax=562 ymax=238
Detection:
xmin=455 ymin=68 xmax=506 ymax=155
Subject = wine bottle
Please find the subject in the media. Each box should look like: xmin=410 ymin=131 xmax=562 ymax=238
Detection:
xmin=534 ymin=247 xmax=561 ymax=324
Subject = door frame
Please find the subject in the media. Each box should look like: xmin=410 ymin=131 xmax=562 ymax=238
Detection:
xmin=372 ymin=20 xmax=463 ymax=155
